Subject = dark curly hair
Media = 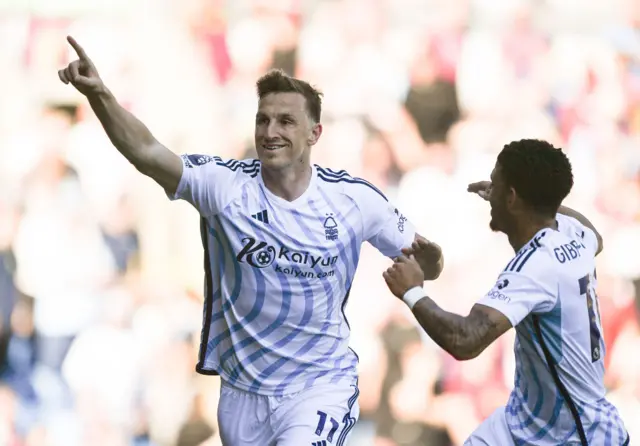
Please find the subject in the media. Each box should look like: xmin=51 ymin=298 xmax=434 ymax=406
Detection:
xmin=497 ymin=139 xmax=573 ymax=217
xmin=256 ymin=69 xmax=323 ymax=123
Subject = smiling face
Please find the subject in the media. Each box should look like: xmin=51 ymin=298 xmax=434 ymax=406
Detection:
xmin=254 ymin=92 xmax=322 ymax=171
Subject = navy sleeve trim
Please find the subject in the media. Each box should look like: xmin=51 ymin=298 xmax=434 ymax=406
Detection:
xmin=316 ymin=165 xmax=388 ymax=202
xmin=183 ymin=154 xmax=260 ymax=178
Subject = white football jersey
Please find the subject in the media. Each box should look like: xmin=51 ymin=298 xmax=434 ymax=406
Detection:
xmin=168 ymin=155 xmax=415 ymax=396
xmin=478 ymin=214 xmax=628 ymax=445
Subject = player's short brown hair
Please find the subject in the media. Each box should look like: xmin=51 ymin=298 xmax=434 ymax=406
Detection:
xmin=256 ymin=69 xmax=323 ymax=123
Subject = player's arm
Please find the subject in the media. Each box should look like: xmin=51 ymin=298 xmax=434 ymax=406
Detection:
xmin=87 ymin=89 xmax=182 ymax=194
xmin=409 ymin=297 xmax=510 ymax=361
xmin=355 ymin=182 xmax=443 ymax=280
xmin=557 ymin=205 xmax=603 ymax=255
xmin=383 ymin=256 xmax=510 ymax=360
xmin=58 ymin=36 xmax=182 ymax=195
xmin=468 ymin=181 xmax=603 ymax=256
xmin=384 ymin=256 xmax=555 ymax=361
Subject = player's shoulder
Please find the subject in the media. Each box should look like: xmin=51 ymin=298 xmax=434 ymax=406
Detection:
xmin=501 ymin=234 xmax=553 ymax=282
xmin=314 ymin=164 xmax=388 ymax=203
xmin=182 ymin=154 xmax=261 ymax=179
xmin=555 ymin=213 xmax=595 ymax=243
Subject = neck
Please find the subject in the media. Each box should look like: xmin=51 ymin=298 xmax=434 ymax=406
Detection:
xmin=261 ymin=162 xmax=313 ymax=202
xmin=508 ymin=215 xmax=557 ymax=252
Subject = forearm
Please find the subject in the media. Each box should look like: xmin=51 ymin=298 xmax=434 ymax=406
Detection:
xmin=87 ymin=87 xmax=159 ymax=170
xmin=411 ymin=295 xmax=476 ymax=360
xmin=557 ymin=205 xmax=592 ymax=228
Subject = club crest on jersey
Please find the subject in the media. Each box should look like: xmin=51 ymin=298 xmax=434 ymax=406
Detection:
xmin=324 ymin=214 xmax=338 ymax=241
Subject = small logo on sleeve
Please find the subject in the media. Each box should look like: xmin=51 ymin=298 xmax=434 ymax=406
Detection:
xmin=394 ymin=208 xmax=407 ymax=233
xmin=183 ymin=154 xmax=214 ymax=168
xmin=497 ymin=279 xmax=509 ymax=289
xmin=487 ymin=278 xmax=510 ymax=302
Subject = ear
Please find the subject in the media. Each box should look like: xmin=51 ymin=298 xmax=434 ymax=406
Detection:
xmin=308 ymin=123 xmax=323 ymax=146
xmin=506 ymin=186 xmax=518 ymax=209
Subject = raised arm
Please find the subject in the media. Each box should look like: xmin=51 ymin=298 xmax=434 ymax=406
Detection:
xmin=557 ymin=205 xmax=603 ymax=255
xmin=468 ymin=181 xmax=603 ymax=255
xmin=58 ymin=36 xmax=183 ymax=194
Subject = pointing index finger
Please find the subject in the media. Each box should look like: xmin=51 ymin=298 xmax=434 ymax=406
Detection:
xmin=67 ymin=36 xmax=90 ymax=61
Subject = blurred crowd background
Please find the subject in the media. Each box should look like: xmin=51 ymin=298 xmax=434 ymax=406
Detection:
xmin=0 ymin=0 xmax=639 ymax=445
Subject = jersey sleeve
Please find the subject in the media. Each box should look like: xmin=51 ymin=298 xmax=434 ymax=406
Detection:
xmin=353 ymin=183 xmax=416 ymax=258
xmin=556 ymin=213 xmax=599 ymax=256
xmin=166 ymin=154 xmax=250 ymax=217
xmin=477 ymin=270 xmax=557 ymax=327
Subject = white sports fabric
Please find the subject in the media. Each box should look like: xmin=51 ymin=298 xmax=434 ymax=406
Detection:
xmin=475 ymin=214 xmax=629 ymax=445
xmin=167 ymin=155 xmax=415 ymax=396
xmin=465 ymin=407 xmax=513 ymax=446
xmin=217 ymin=379 xmax=360 ymax=445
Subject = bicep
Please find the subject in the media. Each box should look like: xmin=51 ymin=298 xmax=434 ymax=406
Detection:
xmin=464 ymin=304 xmax=513 ymax=357
xmin=469 ymin=304 xmax=513 ymax=338
xmin=139 ymin=142 xmax=183 ymax=195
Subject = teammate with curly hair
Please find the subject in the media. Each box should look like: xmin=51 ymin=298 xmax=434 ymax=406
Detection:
xmin=383 ymin=139 xmax=630 ymax=445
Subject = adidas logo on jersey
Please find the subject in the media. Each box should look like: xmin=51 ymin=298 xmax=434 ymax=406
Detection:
xmin=311 ymin=441 xmax=327 ymax=446
xmin=251 ymin=210 xmax=269 ymax=224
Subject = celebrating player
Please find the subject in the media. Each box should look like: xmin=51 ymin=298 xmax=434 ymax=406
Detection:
xmin=383 ymin=139 xmax=629 ymax=445
xmin=58 ymin=36 xmax=444 ymax=445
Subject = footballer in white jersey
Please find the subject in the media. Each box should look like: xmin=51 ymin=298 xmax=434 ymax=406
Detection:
xmin=383 ymin=139 xmax=629 ymax=446
xmin=168 ymin=156 xmax=414 ymax=394
xmin=169 ymin=155 xmax=422 ymax=443
xmin=58 ymin=42 xmax=445 ymax=446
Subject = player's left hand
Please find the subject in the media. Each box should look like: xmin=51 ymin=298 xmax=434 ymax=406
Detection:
xmin=401 ymin=237 xmax=443 ymax=280
xmin=383 ymin=255 xmax=425 ymax=298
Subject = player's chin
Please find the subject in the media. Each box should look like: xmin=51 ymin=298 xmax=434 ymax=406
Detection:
xmin=489 ymin=218 xmax=502 ymax=233
xmin=257 ymin=150 xmax=288 ymax=168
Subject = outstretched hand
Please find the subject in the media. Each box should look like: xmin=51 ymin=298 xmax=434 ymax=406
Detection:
xmin=467 ymin=181 xmax=491 ymax=201
xmin=58 ymin=36 xmax=105 ymax=96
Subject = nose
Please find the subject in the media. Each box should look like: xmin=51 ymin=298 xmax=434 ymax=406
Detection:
xmin=264 ymin=121 xmax=279 ymax=139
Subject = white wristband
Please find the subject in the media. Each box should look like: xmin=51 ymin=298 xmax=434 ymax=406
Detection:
xmin=402 ymin=286 xmax=425 ymax=310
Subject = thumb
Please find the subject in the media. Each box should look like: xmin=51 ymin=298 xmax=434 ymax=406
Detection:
xmin=67 ymin=61 xmax=94 ymax=87
xmin=70 ymin=75 xmax=94 ymax=88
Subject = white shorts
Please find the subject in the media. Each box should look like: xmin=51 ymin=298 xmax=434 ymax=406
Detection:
xmin=217 ymin=380 xmax=360 ymax=446
xmin=464 ymin=407 xmax=514 ymax=446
